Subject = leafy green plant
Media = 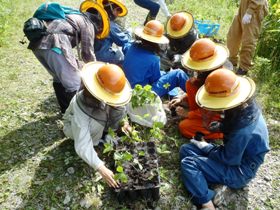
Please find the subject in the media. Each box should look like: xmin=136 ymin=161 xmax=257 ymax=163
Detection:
xmin=157 ymin=144 xmax=171 ymax=155
xmin=130 ymin=84 xmax=157 ymax=109
xmin=114 ymin=166 xmax=128 ymax=183
xmin=113 ymin=151 xmax=133 ymax=183
xmin=256 ymin=1 xmax=280 ymax=71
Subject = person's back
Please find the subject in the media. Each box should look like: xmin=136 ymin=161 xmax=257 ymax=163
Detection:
xmin=123 ymin=20 xmax=188 ymax=97
xmin=179 ymin=69 xmax=269 ymax=209
xmin=63 ymin=61 xmax=132 ymax=188
xmin=29 ymin=1 xmax=110 ymax=113
xmin=221 ymin=100 xmax=269 ymax=170
xmin=123 ymin=42 xmax=160 ymax=87
xmin=94 ymin=21 xmax=131 ymax=65
xmin=30 ymin=14 xmax=96 ymax=65
xmin=94 ymin=0 xmax=131 ymax=65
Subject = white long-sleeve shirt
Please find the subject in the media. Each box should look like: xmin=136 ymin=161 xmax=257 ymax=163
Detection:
xmin=63 ymin=95 xmax=105 ymax=170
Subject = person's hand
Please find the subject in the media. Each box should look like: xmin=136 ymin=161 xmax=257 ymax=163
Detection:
xmin=121 ymin=121 xmax=132 ymax=136
xmin=168 ymin=94 xmax=187 ymax=108
xmin=168 ymin=97 xmax=182 ymax=109
xmin=97 ymin=165 xmax=119 ymax=188
xmin=190 ymin=139 xmax=209 ymax=150
xmin=242 ymin=13 xmax=252 ymax=24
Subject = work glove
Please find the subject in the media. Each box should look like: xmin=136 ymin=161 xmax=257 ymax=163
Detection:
xmin=242 ymin=13 xmax=252 ymax=24
xmin=190 ymin=139 xmax=210 ymax=150
xmin=208 ymin=121 xmax=222 ymax=132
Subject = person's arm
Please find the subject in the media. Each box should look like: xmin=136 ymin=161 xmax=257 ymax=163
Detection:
xmin=168 ymin=94 xmax=187 ymax=108
xmin=79 ymin=16 xmax=96 ymax=62
xmin=110 ymin=21 xmax=131 ymax=48
xmin=72 ymin=117 xmax=104 ymax=170
xmin=71 ymin=114 xmax=119 ymax=187
xmin=207 ymin=131 xmax=251 ymax=166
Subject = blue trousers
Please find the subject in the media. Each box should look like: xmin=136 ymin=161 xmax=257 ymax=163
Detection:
xmin=179 ymin=144 xmax=251 ymax=205
xmin=152 ymin=69 xmax=188 ymax=97
xmin=133 ymin=0 xmax=160 ymax=17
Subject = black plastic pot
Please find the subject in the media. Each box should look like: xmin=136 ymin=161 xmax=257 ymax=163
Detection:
xmin=114 ymin=141 xmax=160 ymax=202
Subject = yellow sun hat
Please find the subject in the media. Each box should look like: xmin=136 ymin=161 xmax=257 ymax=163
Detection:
xmin=97 ymin=0 xmax=128 ymax=17
xmin=134 ymin=20 xmax=169 ymax=45
xmin=80 ymin=0 xmax=110 ymax=39
xmin=81 ymin=61 xmax=132 ymax=106
xmin=195 ymin=68 xmax=256 ymax=111
xmin=166 ymin=11 xmax=194 ymax=39
xmin=181 ymin=38 xmax=229 ymax=71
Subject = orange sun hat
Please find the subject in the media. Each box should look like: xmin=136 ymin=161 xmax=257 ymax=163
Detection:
xmin=81 ymin=61 xmax=132 ymax=106
xmin=196 ymin=68 xmax=256 ymax=111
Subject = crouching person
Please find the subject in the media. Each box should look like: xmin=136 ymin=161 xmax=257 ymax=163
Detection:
xmin=179 ymin=69 xmax=269 ymax=209
xmin=63 ymin=61 xmax=132 ymax=188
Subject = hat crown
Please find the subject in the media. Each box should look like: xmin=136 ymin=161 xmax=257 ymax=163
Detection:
xmin=143 ymin=20 xmax=164 ymax=37
xmin=96 ymin=64 xmax=126 ymax=94
xmin=170 ymin=13 xmax=186 ymax=31
xmin=190 ymin=38 xmax=216 ymax=61
xmin=205 ymin=69 xmax=239 ymax=97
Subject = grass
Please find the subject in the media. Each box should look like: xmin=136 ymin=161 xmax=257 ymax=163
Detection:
xmin=0 ymin=0 xmax=279 ymax=209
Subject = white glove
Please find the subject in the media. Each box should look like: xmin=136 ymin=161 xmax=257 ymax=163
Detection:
xmin=242 ymin=13 xmax=252 ymax=24
xmin=190 ymin=139 xmax=209 ymax=150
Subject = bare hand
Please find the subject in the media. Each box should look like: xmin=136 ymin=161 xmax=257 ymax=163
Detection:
xmin=98 ymin=165 xmax=119 ymax=188
xmin=121 ymin=121 xmax=132 ymax=136
xmin=168 ymin=97 xmax=183 ymax=108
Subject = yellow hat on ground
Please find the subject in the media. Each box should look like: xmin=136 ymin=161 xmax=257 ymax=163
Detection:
xmin=166 ymin=11 xmax=194 ymax=39
xmin=81 ymin=61 xmax=132 ymax=106
xmin=134 ymin=20 xmax=169 ymax=45
xmin=80 ymin=0 xmax=110 ymax=39
xmin=97 ymin=0 xmax=128 ymax=17
xmin=181 ymin=38 xmax=229 ymax=71
xmin=195 ymin=69 xmax=256 ymax=111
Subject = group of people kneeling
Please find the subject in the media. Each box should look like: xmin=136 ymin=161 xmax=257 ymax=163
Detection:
xmin=28 ymin=1 xmax=269 ymax=209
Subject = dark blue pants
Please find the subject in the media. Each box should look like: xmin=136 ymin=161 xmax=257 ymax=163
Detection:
xmin=133 ymin=0 xmax=160 ymax=17
xmin=179 ymin=144 xmax=251 ymax=205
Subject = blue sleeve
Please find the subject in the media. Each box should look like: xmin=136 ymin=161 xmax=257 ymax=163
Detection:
xmin=110 ymin=22 xmax=131 ymax=49
xmin=207 ymin=131 xmax=251 ymax=166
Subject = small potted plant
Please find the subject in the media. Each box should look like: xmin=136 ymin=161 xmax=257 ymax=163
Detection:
xmin=103 ymin=121 xmax=164 ymax=203
xmin=126 ymin=84 xmax=167 ymax=128
xmin=102 ymin=84 xmax=167 ymax=203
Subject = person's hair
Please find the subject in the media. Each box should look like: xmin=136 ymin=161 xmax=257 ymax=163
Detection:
xmin=191 ymin=71 xmax=212 ymax=87
xmin=135 ymin=35 xmax=162 ymax=54
xmin=103 ymin=1 xmax=120 ymax=20
xmin=83 ymin=9 xmax=103 ymax=34
xmin=221 ymin=97 xmax=259 ymax=133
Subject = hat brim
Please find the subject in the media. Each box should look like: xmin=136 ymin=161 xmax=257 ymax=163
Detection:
xmin=181 ymin=44 xmax=229 ymax=71
xmin=166 ymin=11 xmax=194 ymax=39
xmin=195 ymin=76 xmax=256 ymax=111
xmin=80 ymin=1 xmax=110 ymax=39
xmin=81 ymin=62 xmax=132 ymax=106
xmin=97 ymin=0 xmax=128 ymax=17
xmin=134 ymin=27 xmax=169 ymax=44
